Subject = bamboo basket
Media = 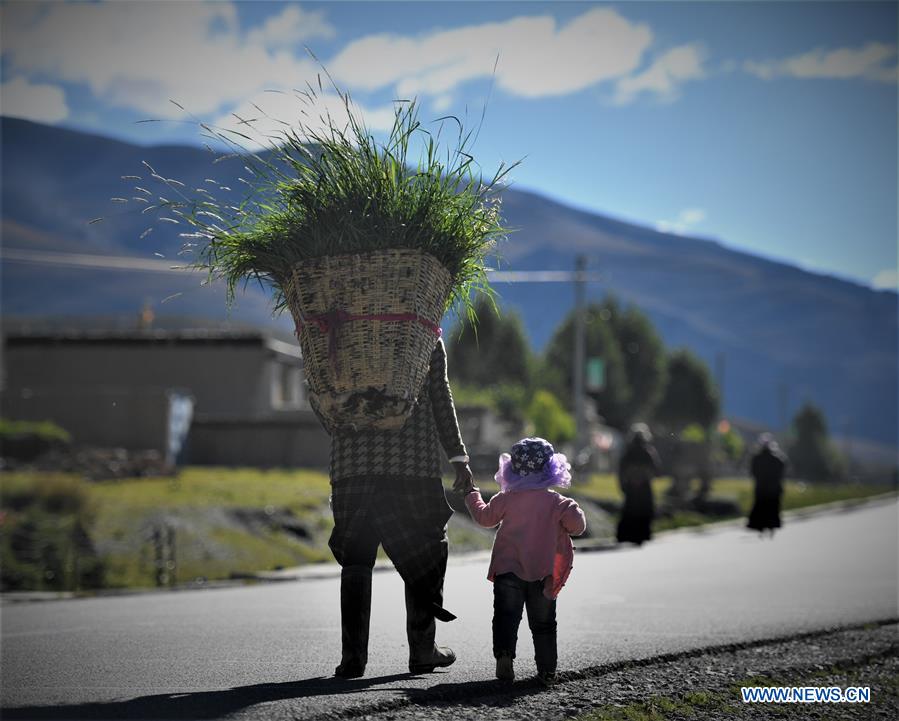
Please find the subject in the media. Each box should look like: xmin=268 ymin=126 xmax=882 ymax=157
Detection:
xmin=284 ymin=248 xmax=453 ymax=432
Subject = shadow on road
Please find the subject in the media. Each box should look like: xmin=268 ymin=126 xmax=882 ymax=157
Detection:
xmin=1 ymin=670 xmax=554 ymax=720
xmin=0 ymin=672 xmax=421 ymax=720
xmin=0 ymin=673 xmax=564 ymax=721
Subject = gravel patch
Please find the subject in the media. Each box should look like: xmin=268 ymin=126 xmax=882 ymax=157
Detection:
xmin=316 ymin=621 xmax=898 ymax=721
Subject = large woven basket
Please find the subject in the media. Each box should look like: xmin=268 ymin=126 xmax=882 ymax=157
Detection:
xmin=283 ymin=248 xmax=454 ymax=432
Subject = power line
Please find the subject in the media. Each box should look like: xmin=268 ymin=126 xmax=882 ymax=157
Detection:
xmin=0 ymin=248 xmax=195 ymax=274
xmin=2 ymin=249 xmax=605 ymax=283
xmin=488 ymin=270 xmax=603 ymax=283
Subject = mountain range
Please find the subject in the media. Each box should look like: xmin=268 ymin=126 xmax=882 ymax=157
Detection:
xmin=1 ymin=117 xmax=896 ymax=451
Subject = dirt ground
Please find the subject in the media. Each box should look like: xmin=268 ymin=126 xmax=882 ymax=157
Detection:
xmin=320 ymin=621 xmax=898 ymax=721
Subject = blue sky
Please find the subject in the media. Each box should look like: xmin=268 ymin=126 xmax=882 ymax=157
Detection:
xmin=2 ymin=1 xmax=896 ymax=290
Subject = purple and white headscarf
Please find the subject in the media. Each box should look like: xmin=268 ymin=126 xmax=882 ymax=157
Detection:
xmin=495 ymin=437 xmax=572 ymax=493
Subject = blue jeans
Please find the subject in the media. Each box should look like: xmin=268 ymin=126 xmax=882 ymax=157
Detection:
xmin=493 ymin=572 xmax=557 ymax=674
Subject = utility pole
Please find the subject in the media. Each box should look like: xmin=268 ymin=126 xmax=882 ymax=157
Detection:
xmin=573 ymin=255 xmax=587 ymax=455
xmin=715 ymin=352 xmax=726 ymax=418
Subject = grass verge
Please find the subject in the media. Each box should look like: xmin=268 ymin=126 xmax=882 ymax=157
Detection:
xmin=573 ymin=473 xmax=892 ymax=531
xmin=575 ymin=665 xmax=898 ymax=721
xmin=1 ymin=468 xmax=892 ymax=592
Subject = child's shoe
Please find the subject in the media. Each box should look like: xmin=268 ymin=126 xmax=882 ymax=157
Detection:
xmin=495 ymin=654 xmax=514 ymax=681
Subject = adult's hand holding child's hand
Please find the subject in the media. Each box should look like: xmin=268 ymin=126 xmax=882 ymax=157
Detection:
xmin=452 ymin=462 xmax=475 ymax=494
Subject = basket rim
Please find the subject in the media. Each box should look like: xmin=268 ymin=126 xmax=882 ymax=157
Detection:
xmin=289 ymin=246 xmax=452 ymax=270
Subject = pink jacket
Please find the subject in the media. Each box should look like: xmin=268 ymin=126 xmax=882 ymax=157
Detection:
xmin=465 ymin=488 xmax=587 ymax=599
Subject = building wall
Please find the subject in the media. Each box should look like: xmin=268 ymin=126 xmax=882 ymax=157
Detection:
xmin=2 ymin=387 xmax=176 ymax=453
xmin=186 ymin=411 xmax=330 ymax=469
xmin=2 ymin=335 xmax=325 ymax=466
xmin=4 ymin=340 xmax=293 ymax=416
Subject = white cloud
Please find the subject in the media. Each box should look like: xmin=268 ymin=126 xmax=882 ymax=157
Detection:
xmin=745 ymin=42 xmax=898 ymax=83
xmin=211 ymin=90 xmax=397 ymax=151
xmin=614 ymin=44 xmax=706 ymax=105
xmin=655 ymin=208 xmax=707 ymax=235
xmin=431 ymin=94 xmax=454 ymax=113
xmin=680 ymin=208 xmax=706 ymax=225
xmin=328 ymin=7 xmax=654 ymax=99
xmin=719 ymin=59 xmax=739 ymax=74
xmin=0 ymin=2 xmax=325 ymax=118
xmin=872 ymin=269 xmax=898 ymax=290
xmin=246 ymin=5 xmax=335 ymax=50
xmin=0 ymin=1 xmax=704 ymax=130
xmin=0 ymin=76 xmax=69 ymax=123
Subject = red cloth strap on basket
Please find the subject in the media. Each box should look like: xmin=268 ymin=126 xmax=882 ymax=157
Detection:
xmin=295 ymin=309 xmax=442 ymax=372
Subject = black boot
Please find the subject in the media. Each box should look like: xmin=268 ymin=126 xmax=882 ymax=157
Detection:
xmin=334 ymin=565 xmax=372 ymax=679
xmin=405 ymin=583 xmax=455 ymax=674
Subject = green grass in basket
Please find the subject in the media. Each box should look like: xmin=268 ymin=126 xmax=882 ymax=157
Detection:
xmin=155 ymin=73 xmax=518 ymax=322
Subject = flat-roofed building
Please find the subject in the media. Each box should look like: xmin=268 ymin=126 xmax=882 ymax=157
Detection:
xmin=1 ymin=323 xmax=330 ymax=468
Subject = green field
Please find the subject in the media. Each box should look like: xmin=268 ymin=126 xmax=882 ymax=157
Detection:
xmin=571 ymin=473 xmax=892 ymax=531
xmin=572 ymin=472 xmax=892 ymax=508
xmin=0 ymin=468 xmax=892 ymax=592
xmin=1 ymin=468 xmax=336 ymax=590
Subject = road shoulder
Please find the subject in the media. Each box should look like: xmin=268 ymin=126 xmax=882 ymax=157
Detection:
xmin=321 ymin=621 xmax=898 ymax=721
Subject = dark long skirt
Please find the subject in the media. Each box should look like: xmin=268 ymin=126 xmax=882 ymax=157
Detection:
xmin=617 ymin=485 xmax=654 ymax=545
xmin=747 ymin=494 xmax=782 ymax=531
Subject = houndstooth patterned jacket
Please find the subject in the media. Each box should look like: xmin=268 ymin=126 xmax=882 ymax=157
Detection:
xmin=329 ymin=338 xmax=467 ymax=481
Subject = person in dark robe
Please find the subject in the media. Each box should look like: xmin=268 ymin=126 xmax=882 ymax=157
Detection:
xmin=616 ymin=424 xmax=661 ymax=545
xmin=747 ymin=433 xmax=788 ymax=537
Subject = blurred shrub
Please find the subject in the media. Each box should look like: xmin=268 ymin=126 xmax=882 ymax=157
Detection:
xmin=0 ymin=474 xmax=104 ymax=591
xmin=680 ymin=424 xmax=707 ymax=443
xmin=787 ymin=403 xmax=846 ymax=482
xmin=528 ymin=390 xmax=576 ymax=444
xmin=0 ymin=418 xmax=72 ymax=462
xmin=2 ymin=474 xmax=90 ymax=514
xmin=0 ymin=418 xmax=71 ymax=443
xmin=717 ymin=428 xmax=745 ymax=463
xmin=452 ymin=384 xmax=529 ymax=425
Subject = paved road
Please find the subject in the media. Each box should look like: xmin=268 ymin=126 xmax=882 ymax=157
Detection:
xmin=2 ymin=498 xmax=897 ymax=720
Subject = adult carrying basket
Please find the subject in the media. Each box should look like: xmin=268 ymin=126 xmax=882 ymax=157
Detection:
xmin=284 ymin=248 xmax=453 ymax=432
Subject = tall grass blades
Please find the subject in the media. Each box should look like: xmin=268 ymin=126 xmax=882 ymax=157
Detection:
xmin=135 ymin=70 xmax=518 ymax=324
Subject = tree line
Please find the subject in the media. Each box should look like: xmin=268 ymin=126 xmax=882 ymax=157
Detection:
xmin=447 ymin=296 xmax=847 ymax=481
xmin=448 ymin=296 xmax=719 ymax=439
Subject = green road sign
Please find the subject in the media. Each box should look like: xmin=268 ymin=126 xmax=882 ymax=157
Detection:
xmin=586 ymin=357 xmax=605 ymax=392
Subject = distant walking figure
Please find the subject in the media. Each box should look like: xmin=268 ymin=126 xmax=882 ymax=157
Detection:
xmin=616 ymin=423 xmax=661 ymax=546
xmin=456 ymin=437 xmax=586 ymax=685
xmin=747 ymin=433 xmax=788 ymax=537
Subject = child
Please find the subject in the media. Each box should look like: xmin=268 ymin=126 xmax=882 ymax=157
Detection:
xmin=458 ymin=437 xmax=586 ymax=684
